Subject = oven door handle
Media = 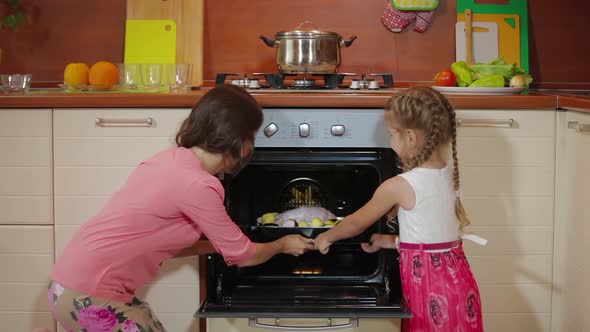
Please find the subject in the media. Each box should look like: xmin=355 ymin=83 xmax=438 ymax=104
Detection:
xmin=248 ymin=318 xmax=359 ymax=330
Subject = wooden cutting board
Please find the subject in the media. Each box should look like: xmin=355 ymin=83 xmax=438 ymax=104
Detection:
xmin=455 ymin=22 xmax=499 ymax=64
xmin=126 ymin=0 xmax=204 ymax=87
xmin=457 ymin=13 xmax=521 ymax=67
xmin=457 ymin=0 xmax=528 ymax=71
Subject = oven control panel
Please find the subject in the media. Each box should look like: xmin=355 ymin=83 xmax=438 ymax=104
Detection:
xmin=256 ymin=108 xmax=390 ymax=148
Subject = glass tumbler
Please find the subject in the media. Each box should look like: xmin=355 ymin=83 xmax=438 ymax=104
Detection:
xmin=166 ymin=64 xmax=193 ymax=93
xmin=141 ymin=64 xmax=163 ymax=91
xmin=118 ymin=63 xmax=142 ymax=90
xmin=1 ymin=74 xmax=32 ymax=94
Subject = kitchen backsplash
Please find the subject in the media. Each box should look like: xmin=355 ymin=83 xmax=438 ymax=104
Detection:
xmin=0 ymin=0 xmax=588 ymax=88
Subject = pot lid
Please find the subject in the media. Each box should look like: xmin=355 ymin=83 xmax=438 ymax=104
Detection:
xmin=276 ymin=21 xmax=341 ymax=38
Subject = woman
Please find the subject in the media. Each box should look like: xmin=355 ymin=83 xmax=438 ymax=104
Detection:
xmin=48 ymin=85 xmax=314 ymax=332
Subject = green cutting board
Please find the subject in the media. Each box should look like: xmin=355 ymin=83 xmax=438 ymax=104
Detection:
xmin=457 ymin=0 xmax=529 ymax=72
xmin=124 ymin=19 xmax=177 ymax=64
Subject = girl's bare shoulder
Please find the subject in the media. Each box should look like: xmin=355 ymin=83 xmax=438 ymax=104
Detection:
xmin=379 ymin=175 xmax=415 ymax=209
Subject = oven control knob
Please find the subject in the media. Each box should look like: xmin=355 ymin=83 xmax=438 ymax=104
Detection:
xmin=331 ymin=124 xmax=346 ymax=136
xmin=299 ymin=123 xmax=310 ymax=138
xmin=264 ymin=123 xmax=278 ymax=137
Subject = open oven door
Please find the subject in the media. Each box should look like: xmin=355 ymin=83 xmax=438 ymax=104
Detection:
xmin=196 ymin=284 xmax=411 ymax=318
xmin=195 ymin=249 xmax=412 ymax=320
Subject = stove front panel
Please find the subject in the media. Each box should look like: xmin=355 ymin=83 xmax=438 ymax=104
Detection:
xmin=255 ymin=108 xmax=391 ymax=148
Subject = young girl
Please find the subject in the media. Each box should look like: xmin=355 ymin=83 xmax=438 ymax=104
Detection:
xmin=315 ymin=86 xmax=484 ymax=331
xmin=48 ymin=85 xmax=314 ymax=332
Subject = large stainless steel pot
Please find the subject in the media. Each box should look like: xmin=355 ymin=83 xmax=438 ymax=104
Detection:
xmin=260 ymin=21 xmax=357 ymax=74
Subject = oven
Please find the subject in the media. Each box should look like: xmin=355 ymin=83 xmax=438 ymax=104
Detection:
xmin=196 ymin=108 xmax=411 ymax=328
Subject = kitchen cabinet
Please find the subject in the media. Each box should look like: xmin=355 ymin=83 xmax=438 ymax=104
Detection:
xmin=456 ymin=110 xmax=555 ymax=332
xmin=0 ymin=109 xmax=54 ymax=331
xmin=0 ymin=109 xmax=52 ymax=225
xmin=52 ymin=108 xmax=198 ymax=332
xmin=0 ymin=225 xmax=54 ymax=332
xmin=552 ymin=110 xmax=590 ymax=332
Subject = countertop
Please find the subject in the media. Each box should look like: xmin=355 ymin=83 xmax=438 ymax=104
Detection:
xmin=0 ymin=88 xmax=585 ymax=111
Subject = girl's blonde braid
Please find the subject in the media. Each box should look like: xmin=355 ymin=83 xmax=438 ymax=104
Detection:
xmin=445 ymin=99 xmax=471 ymax=231
xmin=403 ymin=100 xmax=442 ymax=171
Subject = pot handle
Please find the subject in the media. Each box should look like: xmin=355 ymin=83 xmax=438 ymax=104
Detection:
xmin=295 ymin=21 xmax=320 ymax=30
xmin=260 ymin=35 xmax=278 ymax=47
xmin=340 ymin=36 xmax=357 ymax=47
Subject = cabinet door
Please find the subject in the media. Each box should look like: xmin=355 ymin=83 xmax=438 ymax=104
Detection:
xmin=456 ymin=110 xmax=555 ymax=332
xmin=0 ymin=109 xmax=52 ymax=225
xmin=0 ymin=225 xmax=54 ymax=331
xmin=552 ymin=110 xmax=590 ymax=332
xmin=53 ymin=108 xmax=198 ymax=332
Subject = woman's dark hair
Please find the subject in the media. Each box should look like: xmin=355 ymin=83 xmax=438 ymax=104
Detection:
xmin=176 ymin=84 xmax=263 ymax=172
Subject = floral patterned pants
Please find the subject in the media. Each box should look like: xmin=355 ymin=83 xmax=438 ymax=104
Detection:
xmin=48 ymin=280 xmax=166 ymax=332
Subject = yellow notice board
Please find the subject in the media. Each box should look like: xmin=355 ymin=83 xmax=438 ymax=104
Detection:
xmin=124 ymin=20 xmax=176 ymax=64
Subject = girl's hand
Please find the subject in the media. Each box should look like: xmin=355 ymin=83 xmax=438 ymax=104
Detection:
xmin=314 ymin=233 xmax=332 ymax=255
xmin=361 ymin=234 xmax=398 ymax=253
xmin=280 ymin=234 xmax=314 ymax=256
xmin=361 ymin=241 xmax=381 ymax=253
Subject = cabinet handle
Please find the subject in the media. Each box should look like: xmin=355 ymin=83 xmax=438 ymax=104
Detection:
xmin=248 ymin=318 xmax=358 ymax=330
xmin=457 ymin=118 xmax=515 ymax=128
xmin=95 ymin=118 xmax=154 ymax=127
xmin=568 ymin=121 xmax=590 ymax=134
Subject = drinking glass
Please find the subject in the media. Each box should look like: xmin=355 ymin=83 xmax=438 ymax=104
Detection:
xmin=1 ymin=74 xmax=32 ymax=94
xmin=118 ymin=63 xmax=141 ymax=90
xmin=166 ymin=63 xmax=193 ymax=93
xmin=141 ymin=64 xmax=163 ymax=91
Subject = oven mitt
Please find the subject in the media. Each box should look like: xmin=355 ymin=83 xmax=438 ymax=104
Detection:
xmin=382 ymin=1 xmax=437 ymax=33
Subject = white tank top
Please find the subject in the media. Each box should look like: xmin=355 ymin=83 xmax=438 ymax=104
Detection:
xmin=397 ymin=165 xmax=460 ymax=244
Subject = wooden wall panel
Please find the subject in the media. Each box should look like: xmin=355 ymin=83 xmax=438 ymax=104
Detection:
xmin=528 ymin=1 xmax=590 ymax=87
xmin=0 ymin=0 xmax=588 ymax=87
xmin=0 ymin=0 xmax=126 ymax=82
xmin=203 ymin=0 xmax=457 ymax=83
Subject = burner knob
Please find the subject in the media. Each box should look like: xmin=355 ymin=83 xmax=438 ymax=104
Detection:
xmin=331 ymin=125 xmax=346 ymax=136
xmin=263 ymin=123 xmax=278 ymax=137
xmin=299 ymin=123 xmax=310 ymax=138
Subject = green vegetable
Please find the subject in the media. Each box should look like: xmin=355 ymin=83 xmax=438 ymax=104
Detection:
xmin=470 ymin=57 xmax=525 ymax=81
xmin=469 ymin=74 xmax=505 ymax=87
xmin=451 ymin=61 xmax=473 ymax=87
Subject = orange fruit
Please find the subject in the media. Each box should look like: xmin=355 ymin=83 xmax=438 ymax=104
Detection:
xmin=64 ymin=63 xmax=90 ymax=86
xmin=88 ymin=61 xmax=119 ymax=87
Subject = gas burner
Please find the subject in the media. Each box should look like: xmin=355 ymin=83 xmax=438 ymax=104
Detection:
xmin=293 ymin=78 xmax=316 ymax=88
xmin=215 ymin=72 xmax=395 ymax=90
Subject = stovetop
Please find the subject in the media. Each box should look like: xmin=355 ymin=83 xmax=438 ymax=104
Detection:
xmin=215 ymin=72 xmax=398 ymax=93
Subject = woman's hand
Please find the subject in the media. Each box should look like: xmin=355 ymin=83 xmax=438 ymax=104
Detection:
xmin=280 ymin=234 xmax=315 ymax=256
xmin=361 ymin=234 xmax=398 ymax=253
xmin=314 ymin=232 xmax=332 ymax=255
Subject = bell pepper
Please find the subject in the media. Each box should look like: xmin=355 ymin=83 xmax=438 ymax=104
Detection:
xmin=450 ymin=61 xmax=473 ymax=87
xmin=468 ymin=74 xmax=506 ymax=88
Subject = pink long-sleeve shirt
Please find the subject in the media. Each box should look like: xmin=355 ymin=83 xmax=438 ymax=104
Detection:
xmin=50 ymin=147 xmax=256 ymax=303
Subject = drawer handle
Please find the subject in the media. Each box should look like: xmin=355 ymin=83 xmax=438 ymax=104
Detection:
xmin=568 ymin=121 xmax=590 ymax=134
xmin=95 ymin=118 xmax=154 ymax=127
xmin=248 ymin=318 xmax=358 ymax=330
xmin=457 ymin=118 xmax=515 ymax=128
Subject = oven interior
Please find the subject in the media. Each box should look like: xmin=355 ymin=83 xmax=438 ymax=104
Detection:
xmin=199 ymin=148 xmax=408 ymax=317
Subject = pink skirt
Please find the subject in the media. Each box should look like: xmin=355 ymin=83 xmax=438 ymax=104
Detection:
xmin=399 ymin=242 xmax=484 ymax=331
